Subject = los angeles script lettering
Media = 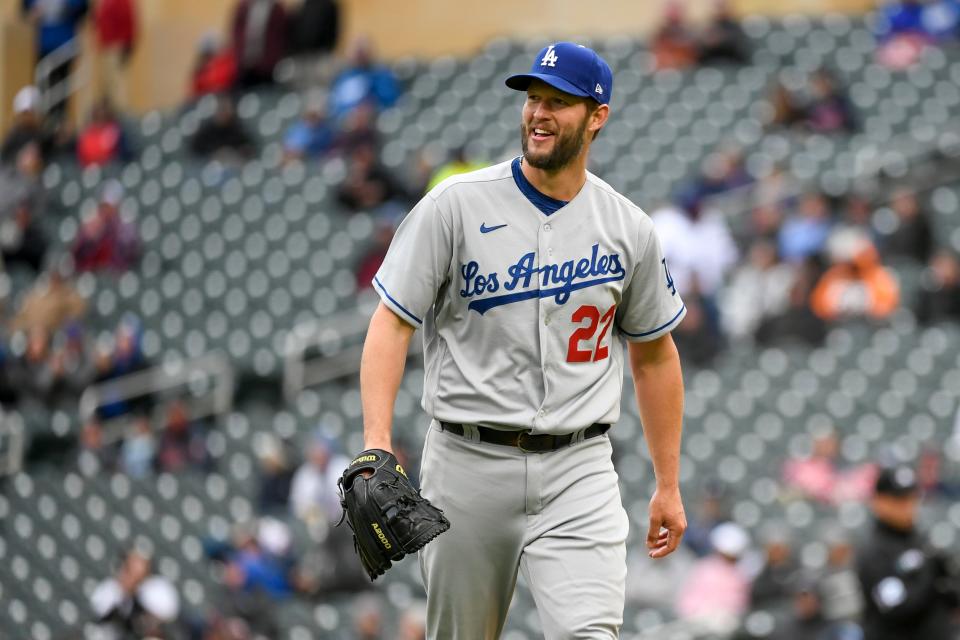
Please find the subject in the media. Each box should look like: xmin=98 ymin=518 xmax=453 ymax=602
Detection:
xmin=460 ymin=244 xmax=625 ymax=305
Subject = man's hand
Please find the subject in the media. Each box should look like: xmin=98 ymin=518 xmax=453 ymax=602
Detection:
xmin=646 ymin=486 xmax=686 ymax=559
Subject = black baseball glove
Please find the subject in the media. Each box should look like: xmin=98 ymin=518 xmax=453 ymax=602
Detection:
xmin=337 ymin=448 xmax=450 ymax=580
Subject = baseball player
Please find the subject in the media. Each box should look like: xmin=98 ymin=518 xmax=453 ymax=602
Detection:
xmin=359 ymin=42 xmax=687 ymax=639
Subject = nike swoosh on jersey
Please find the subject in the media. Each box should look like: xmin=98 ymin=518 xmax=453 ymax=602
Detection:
xmin=480 ymin=223 xmax=508 ymax=234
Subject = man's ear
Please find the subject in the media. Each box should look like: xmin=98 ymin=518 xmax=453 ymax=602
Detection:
xmin=589 ymin=104 xmax=610 ymax=136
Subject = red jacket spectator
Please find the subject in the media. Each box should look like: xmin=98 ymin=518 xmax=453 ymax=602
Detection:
xmin=192 ymin=48 xmax=238 ymax=98
xmin=95 ymin=0 xmax=135 ymax=51
xmin=76 ymin=100 xmax=131 ymax=167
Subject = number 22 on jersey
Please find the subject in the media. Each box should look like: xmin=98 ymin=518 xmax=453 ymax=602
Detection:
xmin=566 ymin=304 xmax=616 ymax=362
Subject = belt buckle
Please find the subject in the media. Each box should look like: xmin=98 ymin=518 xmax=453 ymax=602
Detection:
xmin=516 ymin=431 xmax=537 ymax=453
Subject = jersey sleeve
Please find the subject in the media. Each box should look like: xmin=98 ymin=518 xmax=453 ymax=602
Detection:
xmin=373 ymin=194 xmax=453 ymax=327
xmin=617 ymin=224 xmax=686 ymax=342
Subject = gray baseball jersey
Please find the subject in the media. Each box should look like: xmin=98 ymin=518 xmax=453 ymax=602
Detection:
xmin=373 ymin=157 xmax=685 ymax=434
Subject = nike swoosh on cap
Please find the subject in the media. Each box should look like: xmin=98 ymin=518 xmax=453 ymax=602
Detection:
xmin=480 ymin=223 xmax=508 ymax=233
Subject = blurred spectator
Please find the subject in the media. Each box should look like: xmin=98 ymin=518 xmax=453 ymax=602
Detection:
xmin=755 ymin=258 xmax=827 ymax=346
xmin=89 ymin=548 xmax=180 ymax=640
xmin=10 ymin=257 xmax=87 ymax=334
xmin=750 ymin=527 xmax=798 ymax=609
xmin=811 ymin=228 xmax=900 ymax=321
xmin=337 ymin=143 xmax=410 ymax=222
xmin=207 ymin=524 xmax=280 ymax=636
xmin=879 ymin=187 xmax=934 ymax=263
xmin=1 ymin=87 xmax=51 ymax=164
xmin=875 ymin=0 xmax=929 ymax=41
xmin=78 ymin=415 xmax=118 ymax=470
xmin=651 ymin=1 xmax=698 ymax=70
xmin=288 ymin=0 xmax=339 ymax=57
xmin=856 ymin=466 xmax=960 ymax=640
xmin=231 ymin=0 xmax=288 ymax=89
xmin=190 ymin=95 xmax=256 ymax=162
xmin=351 ymin=594 xmax=385 ymax=640
xmin=676 ymin=522 xmax=751 ymax=632
xmin=778 ymin=192 xmax=833 ymax=263
xmin=335 ymin=101 xmax=381 ymax=156
xmin=697 ymin=0 xmax=750 ymax=65
xmin=225 ymin=519 xmax=296 ymax=600
xmin=683 ymin=480 xmax=730 ymax=557
xmin=782 ymin=428 xmax=877 ymax=505
xmin=672 ymin=285 xmax=723 ymax=366
xmin=721 ymin=240 xmax=795 ymax=341
xmin=190 ymin=34 xmax=238 ymax=100
xmin=72 ymin=180 xmax=141 ymax=272
xmin=818 ymin=529 xmax=864 ymax=623
xmin=355 ymin=221 xmax=395 ymax=291
xmin=255 ymin=435 xmax=293 ymax=513
xmin=916 ymin=250 xmax=960 ymax=324
xmin=22 ymin=0 xmax=89 ymax=120
xmin=917 ymin=445 xmax=960 ymax=499
xmin=6 ymin=326 xmax=57 ymax=407
xmin=399 ymin=601 xmax=428 ymax=640
xmin=282 ymin=95 xmax=334 ymax=162
xmin=46 ymin=322 xmax=96 ymax=405
xmin=767 ymin=80 xmax=807 ymax=129
xmin=290 ymin=432 xmax=349 ymax=530
xmin=873 ymin=0 xmax=954 ymax=68
xmin=839 ymin=192 xmax=876 ymax=238
xmin=93 ymin=0 xmax=136 ymax=110
xmin=329 ymin=37 xmax=400 ymax=122
xmin=696 ymin=147 xmax=753 ymax=197
xmin=155 ymin=399 xmax=212 ymax=474
xmin=1 ymin=199 xmax=48 ymax=275
xmin=777 ymin=576 xmax=862 ymax=640
xmin=804 ymin=69 xmax=856 ymax=133
xmin=0 ymin=138 xmax=44 ymax=221
xmin=426 ymin=147 xmax=487 ymax=192
xmin=76 ymin=98 xmax=133 ymax=167
xmin=94 ymin=313 xmax=151 ymax=418
xmin=120 ymin=414 xmax=156 ymax=478
xmin=749 ymin=203 xmax=786 ymax=241
xmin=652 ymin=196 xmax=738 ymax=303
xmin=923 ymin=0 xmax=960 ymax=39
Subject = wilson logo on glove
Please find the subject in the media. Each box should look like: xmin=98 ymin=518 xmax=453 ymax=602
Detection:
xmin=338 ymin=448 xmax=451 ymax=580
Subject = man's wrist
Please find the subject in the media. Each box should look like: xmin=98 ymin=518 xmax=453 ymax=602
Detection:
xmin=655 ymin=480 xmax=680 ymax=491
xmin=362 ymin=438 xmax=392 ymax=452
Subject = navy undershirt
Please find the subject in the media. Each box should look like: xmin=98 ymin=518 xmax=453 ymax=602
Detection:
xmin=511 ymin=157 xmax=569 ymax=216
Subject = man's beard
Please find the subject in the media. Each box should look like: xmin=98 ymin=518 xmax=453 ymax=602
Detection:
xmin=520 ymin=116 xmax=589 ymax=172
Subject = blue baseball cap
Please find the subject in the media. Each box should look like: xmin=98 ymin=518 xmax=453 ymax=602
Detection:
xmin=505 ymin=42 xmax=613 ymax=105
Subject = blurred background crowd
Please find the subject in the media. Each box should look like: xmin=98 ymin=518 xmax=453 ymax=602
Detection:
xmin=0 ymin=0 xmax=959 ymax=638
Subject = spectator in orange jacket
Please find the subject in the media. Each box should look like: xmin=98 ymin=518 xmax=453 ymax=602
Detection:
xmin=811 ymin=228 xmax=899 ymax=321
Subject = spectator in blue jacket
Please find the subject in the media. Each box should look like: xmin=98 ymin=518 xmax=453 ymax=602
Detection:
xmin=282 ymin=96 xmax=334 ymax=163
xmin=329 ymin=37 xmax=399 ymax=122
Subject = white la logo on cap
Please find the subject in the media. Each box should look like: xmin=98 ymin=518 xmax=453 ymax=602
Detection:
xmin=595 ymin=83 xmax=603 ymax=95
xmin=540 ymin=45 xmax=558 ymax=68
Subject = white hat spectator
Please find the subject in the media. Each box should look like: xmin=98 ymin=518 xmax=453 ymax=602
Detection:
xmin=257 ymin=516 xmax=292 ymax=556
xmin=710 ymin=522 xmax=750 ymax=558
xmin=13 ymin=86 xmax=40 ymax=114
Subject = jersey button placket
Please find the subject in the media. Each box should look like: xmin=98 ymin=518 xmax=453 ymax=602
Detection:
xmin=536 ymin=222 xmax=553 ymax=431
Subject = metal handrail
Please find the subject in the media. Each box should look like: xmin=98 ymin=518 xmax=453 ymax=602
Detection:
xmin=78 ymin=351 xmax=235 ymax=423
xmin=702 ymin=118 xmax=960 ymax=218
xmin=34 ymin=38 xmax=84 ymax=115
xmin=281 ymin=299 xmax=422 ymax=401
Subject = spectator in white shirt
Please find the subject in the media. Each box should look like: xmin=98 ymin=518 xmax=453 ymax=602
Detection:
xmin=289 ymin=432 xmax=348 ymax=532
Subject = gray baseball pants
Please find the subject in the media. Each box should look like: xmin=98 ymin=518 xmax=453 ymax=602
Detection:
xmin=418 ymin=420 xmax=629 ymax=639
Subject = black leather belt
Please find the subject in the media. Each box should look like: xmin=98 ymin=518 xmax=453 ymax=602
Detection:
xmin=439 ymin=421 xmax=610 ymax=453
